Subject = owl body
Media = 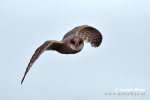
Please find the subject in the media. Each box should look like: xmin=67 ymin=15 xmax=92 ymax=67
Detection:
xmin=52 ymin=40 xmax=81 ymax=54
xmin=21 ymin=25 xmax=102 ymax=84
xmin=51 ymin=35 xmax=83 ymax=54
xmin=55 ymin=43 xmax=82 ymax=54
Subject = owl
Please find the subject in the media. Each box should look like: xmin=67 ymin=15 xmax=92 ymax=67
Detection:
xmin=21 ymin=25 xmax=103 ymax=84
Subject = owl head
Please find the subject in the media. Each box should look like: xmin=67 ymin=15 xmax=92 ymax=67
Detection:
xmin=67 ymin=35 xmax=84 ymax=51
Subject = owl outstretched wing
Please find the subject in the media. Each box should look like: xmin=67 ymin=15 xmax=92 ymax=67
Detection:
xmin=21 ymin=40 xmax=62 ymax=84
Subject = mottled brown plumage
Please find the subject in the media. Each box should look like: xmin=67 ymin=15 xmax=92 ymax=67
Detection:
xmin=21 ymin=25 xmax=103 ymax=84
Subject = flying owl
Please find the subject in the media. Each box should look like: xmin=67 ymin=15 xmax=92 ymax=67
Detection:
xmin=21 ymin=25 xmax=103 ymax=84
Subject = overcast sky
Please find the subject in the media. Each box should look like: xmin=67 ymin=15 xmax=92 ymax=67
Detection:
xmin=0 ymin=0 xmax=150 ymax=100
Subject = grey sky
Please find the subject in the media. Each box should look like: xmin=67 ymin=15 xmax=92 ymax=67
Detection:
xmin=0 ymin=0 xmax=150 ymax=100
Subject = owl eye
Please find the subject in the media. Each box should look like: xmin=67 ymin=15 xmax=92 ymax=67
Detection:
xmin=71 ymin=40 xmax=75 ymax=44
xmin=79 ymin=40 xmax=83 ymax=45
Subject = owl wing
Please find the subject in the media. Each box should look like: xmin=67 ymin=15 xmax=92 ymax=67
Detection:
xmin=76 ymin=25 xmax=102 ymax=47
xmin=21 ymin=40 xmax=62 ymax=84
xmin=63 ymin=25 xmax=102 ymax=47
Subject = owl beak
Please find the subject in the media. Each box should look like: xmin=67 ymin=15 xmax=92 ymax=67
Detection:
xmin=75 ymin=43 xmax=79 ymax=48
xmin=75 ymin=43 xmax=79 ymax=47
